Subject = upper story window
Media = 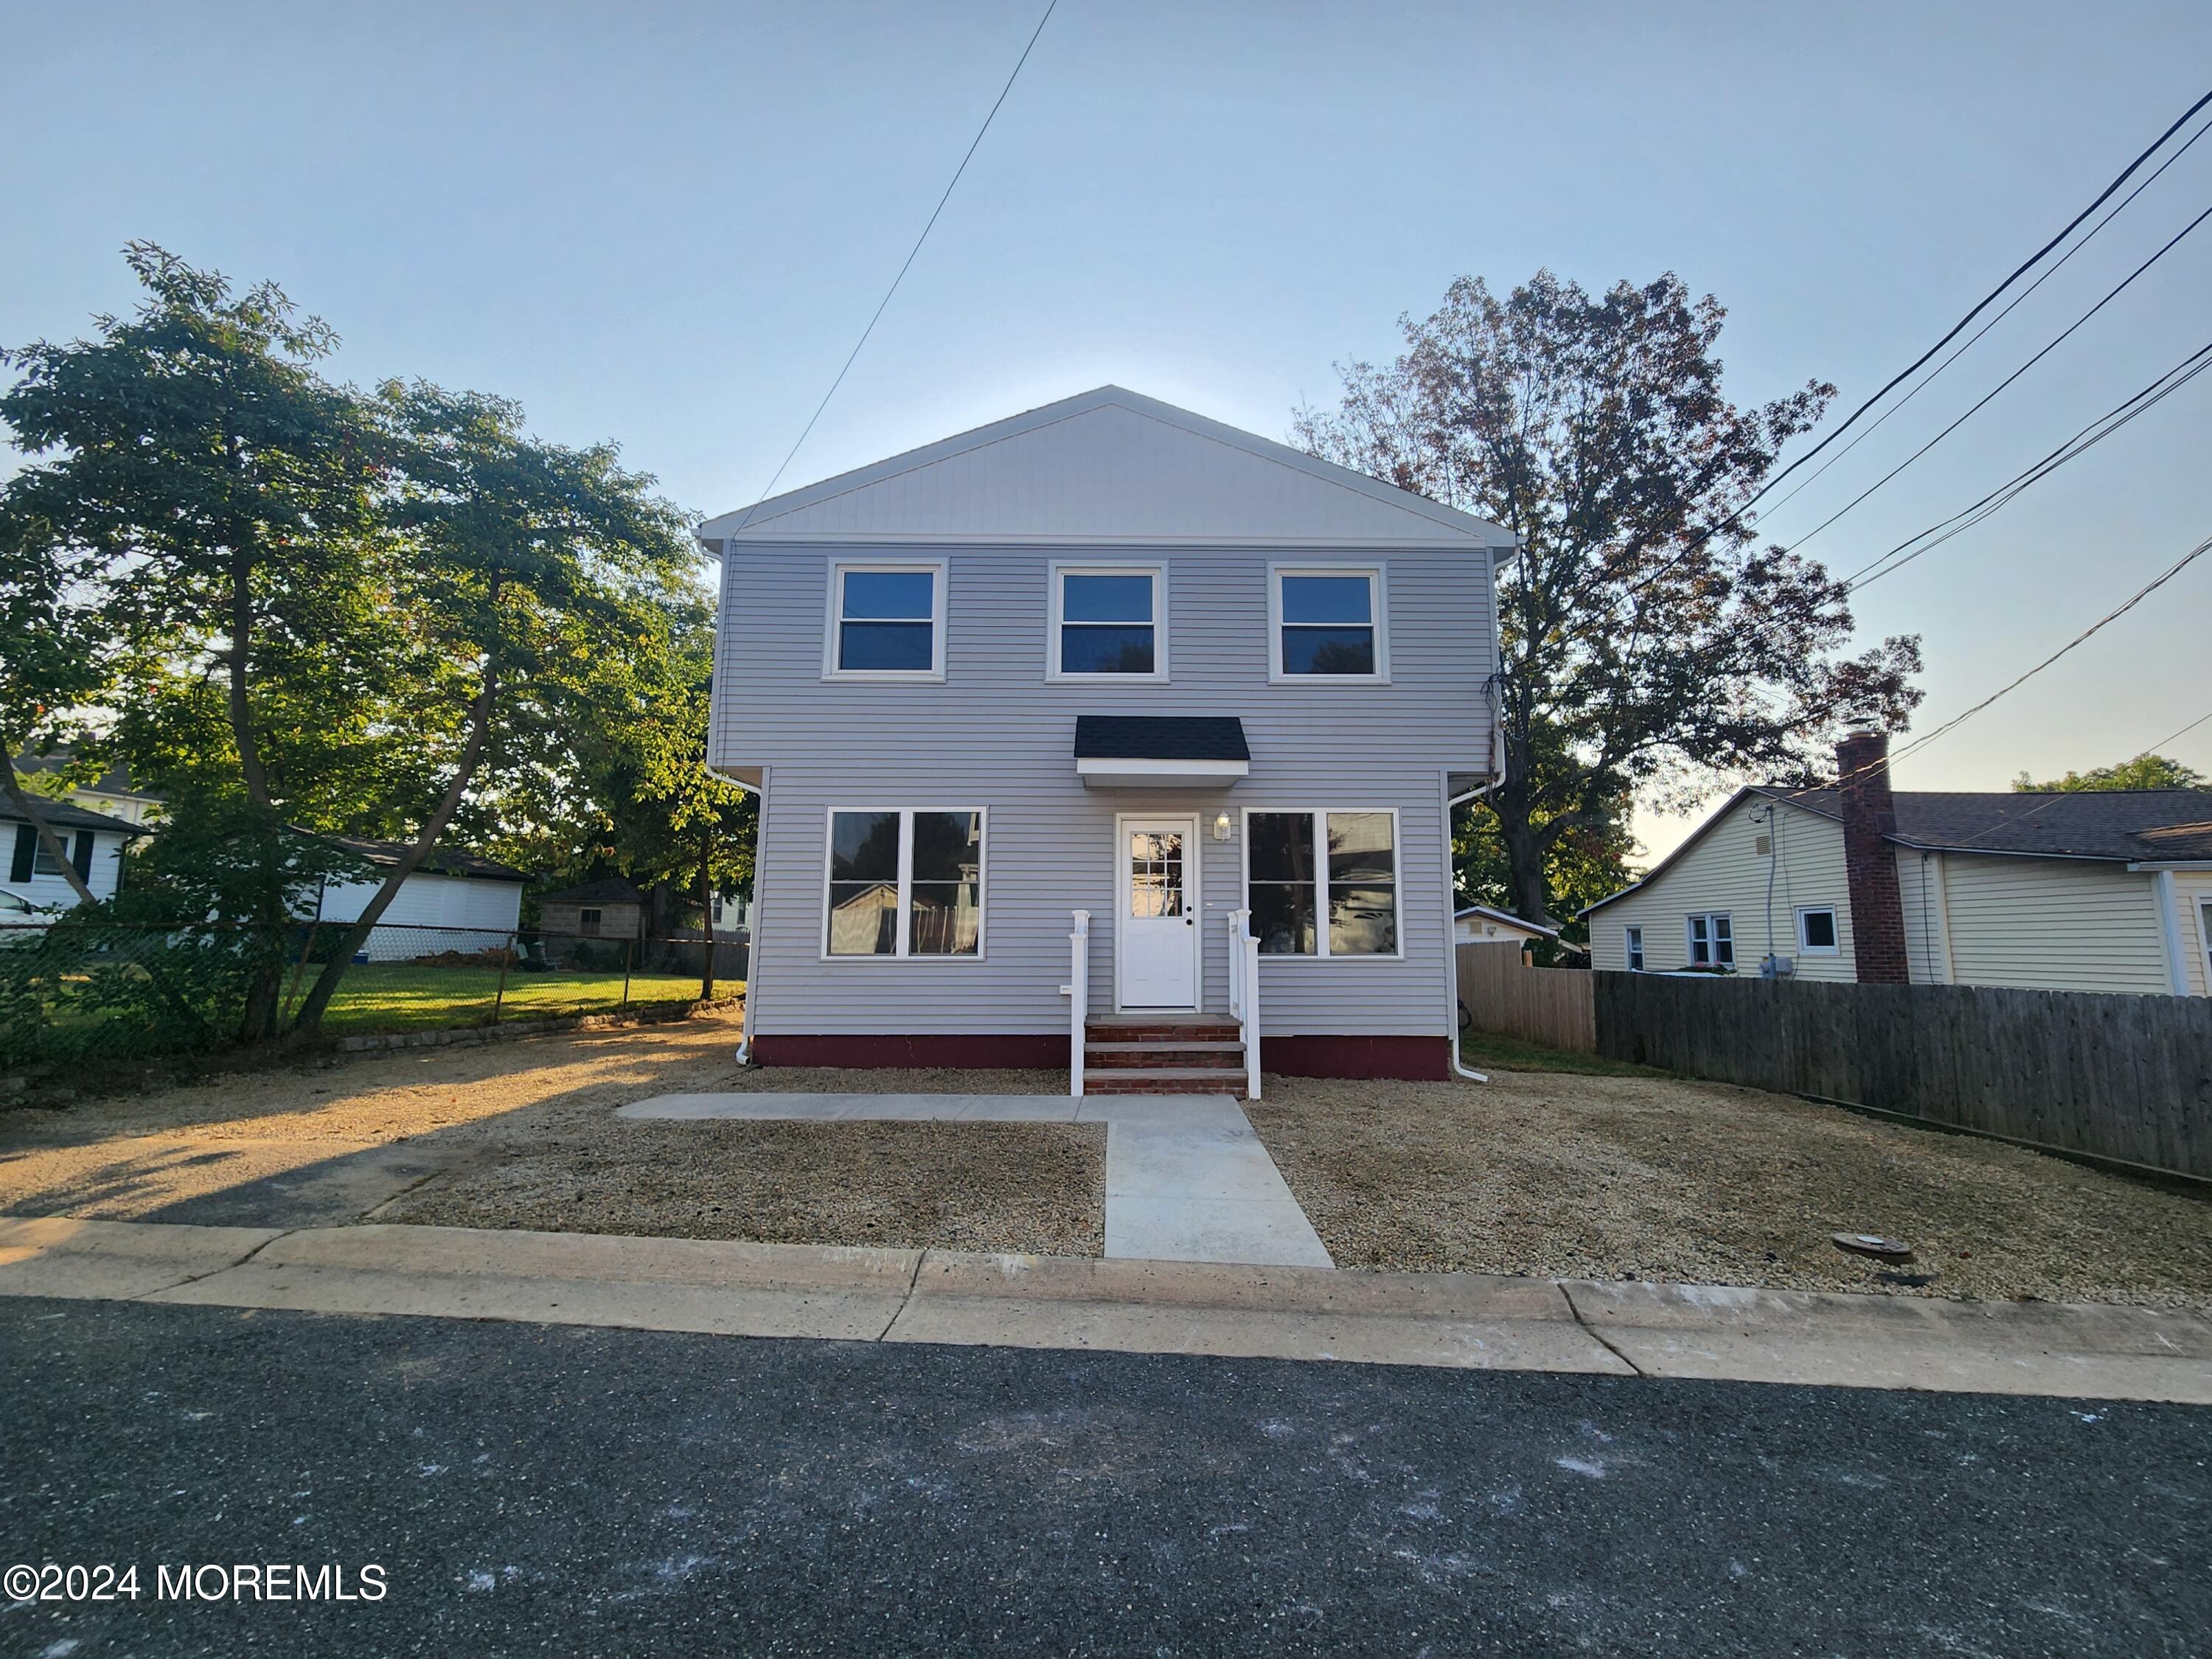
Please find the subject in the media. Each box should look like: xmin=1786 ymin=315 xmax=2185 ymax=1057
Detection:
xmin=1050 ymin=565 xmax=1164 ymax=680
xmin=1270 ymin=566 xmax=1387 ymax=682
xmin=827 ymin=561 xmax=945 ymax=681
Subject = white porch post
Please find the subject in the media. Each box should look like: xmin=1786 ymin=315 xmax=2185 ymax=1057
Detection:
xmin=1065 ymin=909 xmax=1091 ymax=1096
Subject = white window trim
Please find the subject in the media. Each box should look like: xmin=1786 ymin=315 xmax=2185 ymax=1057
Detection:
xmin=1266 ymin=563 xmax=1390 ymax=686
xmin=823 ymin=560 xmax=948 ymax=682
xmin=1795 ymin=905 xmax=1840 ymax=956
xmin=819 ymin=806 xmax=988 ymax=961
xmin=1047 ymin=562 xmax=1168 ymax=684
xmin=1624 ymin=925 xmax=1645 ymax=972
xmin=1238 ymin=807 xmax=1405 ymax=961
xmin=1686 ymin=911 xmax=1735 ymax=968
xmin=2199 ymin=896 xmax=2212 ymax=995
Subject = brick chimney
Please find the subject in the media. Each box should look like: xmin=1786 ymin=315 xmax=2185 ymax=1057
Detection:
xmin=1836 ymin=730 xmax=1909 ymax=984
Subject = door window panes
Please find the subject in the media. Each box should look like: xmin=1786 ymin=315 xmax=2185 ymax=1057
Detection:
xmin=1127 ymin=831 xmax=1185 ymax=919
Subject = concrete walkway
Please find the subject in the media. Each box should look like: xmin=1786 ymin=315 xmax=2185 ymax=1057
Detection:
xmin=1 ymin=1215 xmax=2207 ymax=1402
xmin=617 ymin=1092 xmax=1335 ymax=1270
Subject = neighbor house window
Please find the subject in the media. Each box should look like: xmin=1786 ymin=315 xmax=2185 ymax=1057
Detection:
xmin=1270 ymin=567 xmax=1386 ymax=681
xmin=578 ymin=908 xmax=602 ymax=936
xmin=1050 ymin=565 xmax=1164 ymax=678
xmin=29 ymin=831 xmax=91 ymax=880
xmin=1796 ymin=907 xmax=1839 ymax=954
xmin=1245 ymin=810 xmax=1398 ymax=957
xmin=1687 ymin=912 xmax=1733 ymax=967
xmin=1624 ymin=925 xmax=1644 ymax=972
xmin=825 ymin=808 xmax=984 ymax=958
xmin=828 ymin=562 xmax=945 ymax=678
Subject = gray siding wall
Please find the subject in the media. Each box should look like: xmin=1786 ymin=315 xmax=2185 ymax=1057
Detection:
xmin=714 ymin=540 xmax=1498 ymax=1037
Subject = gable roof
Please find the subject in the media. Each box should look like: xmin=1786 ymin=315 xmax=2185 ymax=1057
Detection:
xmin=1770 ymin=787 xmax=2212 ymax=860
xmin=538 ymin=877 xmax=644 ymax=905
xmin=1 ymin=797 xmax=147 ymax=835
xmin=698 ymin=386 xmax=1518 ymax=551
xmin=1580 ymin=784 xmax=2212 ymax=917
xmin=1455 ymin=904 xmax=1562 ymax=939
xmin=325 ymin=835 xmax=532 ymax=884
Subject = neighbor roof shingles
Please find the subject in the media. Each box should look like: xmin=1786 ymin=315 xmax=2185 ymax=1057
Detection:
xmin=1767 ymin=787 xmax=2212 ymax=860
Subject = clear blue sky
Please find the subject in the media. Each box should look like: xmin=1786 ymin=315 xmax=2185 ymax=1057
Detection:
xmin=7 ymin=1 xmax=2209 ymax=859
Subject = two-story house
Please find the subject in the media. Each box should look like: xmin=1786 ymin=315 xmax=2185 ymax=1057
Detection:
xmin=701 ymin=387 xmax=1516 ymax=1093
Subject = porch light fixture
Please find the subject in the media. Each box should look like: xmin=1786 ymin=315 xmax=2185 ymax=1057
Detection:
xmin=1213 ymin=812 xmax=1234 ymax=842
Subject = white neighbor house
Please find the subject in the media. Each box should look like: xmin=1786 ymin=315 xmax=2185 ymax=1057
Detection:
xmin=1584 ymin=733 xmax=2212 ymax=998
xmin=1454 ymin=904 xmax=1559 ymax=950
xmin=310 ymin=836 xmax=531 ymax=960
xmin=700 ymin=387 xmax=1518 ymax=1093
xmin=2 ymin=799 xmax=143 ymax=913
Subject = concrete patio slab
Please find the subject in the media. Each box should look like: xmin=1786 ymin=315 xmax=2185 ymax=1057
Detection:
xmin=617 ymin=1092 xmax=1333 ymax=1268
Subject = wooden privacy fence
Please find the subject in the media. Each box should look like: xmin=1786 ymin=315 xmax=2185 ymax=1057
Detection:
xmin=1455 ymin=942 xmax=1596 ymax=1053
xmin=1594 ymin=971 xmax=2212 ymax=1180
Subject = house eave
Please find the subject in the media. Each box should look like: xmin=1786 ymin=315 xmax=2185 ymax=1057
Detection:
xmin=1076 ymin=757 xmax=1250 ymax=790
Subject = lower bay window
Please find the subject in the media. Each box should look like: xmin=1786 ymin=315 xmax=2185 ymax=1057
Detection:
xmin=826 ymin=808 xmax=984 ymax=958
xmin=1245 ymin=809 xmax=1399 ymax=958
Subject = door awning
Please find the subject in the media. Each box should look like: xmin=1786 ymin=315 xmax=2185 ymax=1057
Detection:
xmin=1074 ymin=715 xmax=1251 ymax=790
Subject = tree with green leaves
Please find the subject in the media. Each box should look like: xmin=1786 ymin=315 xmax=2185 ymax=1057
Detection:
xmin=1296 ymin=272 xmax=1923 ymax=928
xmin=2013 ymin=754 xmax=2206 ymax=793
xmin=3 ymin=246 xmax=714 ymax=1046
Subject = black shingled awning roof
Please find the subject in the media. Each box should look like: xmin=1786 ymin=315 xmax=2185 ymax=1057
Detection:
xmin=1073 ymin=716 xmax=1250 ymax=762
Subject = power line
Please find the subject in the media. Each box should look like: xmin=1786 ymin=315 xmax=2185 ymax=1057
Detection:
xmin=1888 ymin=529 xmax=2212 ymax=768
xmin=1745 ymin=86 xmax=2212 ymax=510
xmin=727 ymin=0 xmax=1057 ymax=534
xmin=1755 ymin=112 xmax=2212 ymax=526
xmin=1775 ymin=199 xmax=2212 ymax=555
xmin=1840 ymin=337 xmax=2212 ymax=591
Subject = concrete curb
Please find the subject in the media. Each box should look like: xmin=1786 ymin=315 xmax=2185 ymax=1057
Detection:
xmin=1 ymin=1217 xmax=2206 ymax=1402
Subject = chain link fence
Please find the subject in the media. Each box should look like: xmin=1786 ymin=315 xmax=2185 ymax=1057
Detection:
xmin=1 ymin=919 xmax=746 ymax=1071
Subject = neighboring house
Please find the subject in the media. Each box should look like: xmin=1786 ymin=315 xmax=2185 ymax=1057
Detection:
xmin=2 ymin=798 xmax=143 ymax=912
xmin=11 ymin=753 xmax=166 ymax=827
xmin=1454 ymin=905 xmax=1559 ymax=950
xmin=310 ymin=836 xmax=531 ymax=961
xmin=538 ymin=878 xmax=645 ymax=942
xmin=699 ymin=386 xmax=1517 ymax=1088
xmin=1583 ymin=732 xmax=2212 ymax=998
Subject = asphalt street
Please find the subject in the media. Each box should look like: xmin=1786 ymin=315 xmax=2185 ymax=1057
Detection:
xmin=1 ymin=1296 xmax=2205 ymax=1657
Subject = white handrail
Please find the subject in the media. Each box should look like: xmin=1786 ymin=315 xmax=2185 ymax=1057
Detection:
xmin=1228 ymin=907 xmax=1261 ymax=1100
xmin=1065 ymin=909 xmax=1091 ymax=1097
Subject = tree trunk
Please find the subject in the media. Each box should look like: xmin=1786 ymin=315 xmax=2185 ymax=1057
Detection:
xmin=287 ymin=669 xmax=498 ymax=1036
xmin=697 ymin=823 xmax=715 ymax=1003
xmin=1499 ymin=812 xmax=1551 ymax=930
xmin=0 ymin=767 xmax=100 ymax=908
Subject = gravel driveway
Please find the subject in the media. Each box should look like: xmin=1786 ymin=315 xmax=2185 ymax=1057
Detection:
xmin=1247 ymin=1070 xmax=2212 ymax=1306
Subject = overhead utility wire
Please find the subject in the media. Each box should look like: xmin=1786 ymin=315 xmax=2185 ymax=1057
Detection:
xmin=1743 ymin=111 xmax=2212 ymax=522
xmin=1880 ymin=529 xmax=2212 ymax=770
xmin=1743 ymin=86 xmax=2212 ymax=510
xmin=1613 ymin=91 xmax=2212 ymax=609
xmin=1755 ymin=111 xmax=2212 ymax=524
xmin=726 ymin=0 xmax=1057 ymax=534
xmin=1776 ymin=199 xmax=2212 ymax=555
xmin=1842 ymin=338 xmax=2212 ymax=591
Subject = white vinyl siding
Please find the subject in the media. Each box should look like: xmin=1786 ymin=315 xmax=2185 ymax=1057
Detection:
xmin=716 ymin=540 xmax=1498 ymax=1038
xmin=1896 ymin=846 xmax=1953 ymax=985
xmin=1938 ymin=854 xmax=2174 ymax=995
xmin=1587 ymin=799 xmax=1856 ymax=981
xmin=2186 ymin=877 xmax=2212 ymax=995
xmin=2 ymin=824 xmax=130 ymax=911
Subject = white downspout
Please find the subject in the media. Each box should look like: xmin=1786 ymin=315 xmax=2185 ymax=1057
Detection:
xmin=1446 ymin=669 xmax=1509 ymax=1083
xmin=2152 ymin=868 xmax=2191 ymax=997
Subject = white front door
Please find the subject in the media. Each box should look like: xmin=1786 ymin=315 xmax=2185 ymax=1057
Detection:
xmin=1116 ymin=816 xmax=1199 ymax=1009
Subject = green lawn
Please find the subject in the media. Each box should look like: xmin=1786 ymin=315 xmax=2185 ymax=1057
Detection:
xmin=310 ymin=962 xmax=740 ymax=1034
xmin=1456 ymin=1028 xmax=1671 ymax=1078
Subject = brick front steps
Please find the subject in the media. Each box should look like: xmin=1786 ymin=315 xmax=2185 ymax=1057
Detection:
xmin=1082 ymin=1016 xmax=1248 ymax=1096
